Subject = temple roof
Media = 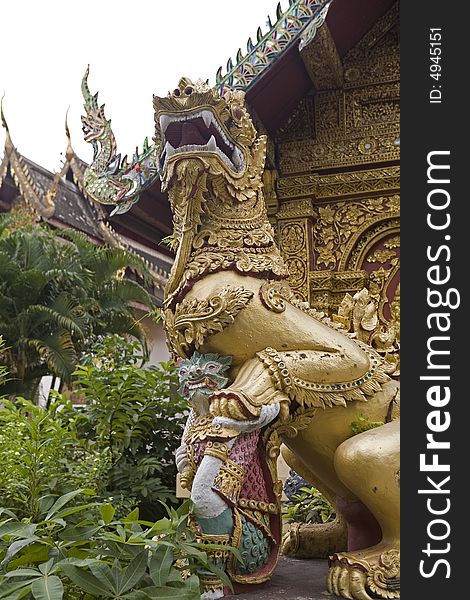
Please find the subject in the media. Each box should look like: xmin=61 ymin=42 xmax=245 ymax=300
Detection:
xmin=216 ymin=0 xmax=332 ymax=93
xmin=0 ymin=0 xmax=397 ymax=304
xmin=0 ymin=103 xmax=169 ymax=304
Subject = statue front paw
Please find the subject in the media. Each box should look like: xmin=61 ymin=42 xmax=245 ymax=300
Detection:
xmin=328 ymin=547 xmax=400 ymax=600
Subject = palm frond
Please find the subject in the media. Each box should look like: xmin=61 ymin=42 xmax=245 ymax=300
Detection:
xmin=99 ymin=278 xmax=154 ymax=311
xmin=26 ymin=304 xmax=85 ymax=338
xmin=28 ymin=331 xmax=77 ymax=380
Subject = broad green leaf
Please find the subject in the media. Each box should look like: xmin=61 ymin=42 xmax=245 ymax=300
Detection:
xmin=56 ymin=557 xmax=97 ymax=568
xmin=207 ymin=562 xmax=233 ymax=592
xmin=45 ymin=489 xmax=94 ymax=520
xmin=111 ymin=559 xmax=123 ymax=595
xmin=59 ymin=524 xmax=102 ymax=541
xmin=124 ymin=586 xmax=199 ymax=600
xmin=4 ymin=569 xmax=41 ymax=578
xmin=31 ymin=575 xmax=64 ymax=600
xmin=49 ymin=518 xmax=66 ymax=528
xmin=99 ymin=503 xmax=116 ymax=525
xmin=122 ymin=507 xmax=139 ymax=523
xmin=176 ymin=500 xmax=192 ymax=518
xmin=120 ymin=550 xmax=149 ymax=594
xmin=0 ymin=579 xmax=33 ymax=599
xmin=1 ymin=537 xmax=39 ymax=568
xmin=39 ymin=558 xmax=55 ymax=575
xmin=147 ymin=518 xmax=171 ymax=536
xmin=59 ymin=564 xmax=111 ymax=596
xmin=149 ymin=545 xmax=173 ymax=587
xmin=186 ymin=574 xmax=200 ymax=591
xmin=7 ymin=542 xmax=49 ymax=569
xmin=0 ymin=522 xmax=37 ymax=537
xmin=52 ymin=503 xmax=97 ymax=520
xmin=89 ymin=562 xmax=117 ymax=593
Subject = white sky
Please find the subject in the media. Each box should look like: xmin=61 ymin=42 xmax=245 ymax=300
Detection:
xmin=1 ymin=0 xmax=286 ymax=172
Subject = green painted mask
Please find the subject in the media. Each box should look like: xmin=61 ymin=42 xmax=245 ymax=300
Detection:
xmin=177 ymin=351 xmax=232 ymax=399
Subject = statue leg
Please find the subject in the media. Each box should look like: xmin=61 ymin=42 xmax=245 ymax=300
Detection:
xmin=328 ymin=420 xmax=400 ymax=600
xmin=191 ymin=454 xmax=233 ymax=599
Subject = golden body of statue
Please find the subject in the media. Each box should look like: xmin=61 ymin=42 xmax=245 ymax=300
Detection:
xmin=82 ymin=74 xmax=400 ymax=600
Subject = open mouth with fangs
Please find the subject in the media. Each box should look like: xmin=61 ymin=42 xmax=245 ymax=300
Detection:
xmin=158 ymin=109 xmax=244 ymax=173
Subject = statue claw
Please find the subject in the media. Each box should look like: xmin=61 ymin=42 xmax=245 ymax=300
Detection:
xmin=327 ymin=564 xmax=373 ymax=600
xmin=338 ymin=568 xmax=354 ymax=599
xmin=349 ymin=570 xmax=373 ymax=600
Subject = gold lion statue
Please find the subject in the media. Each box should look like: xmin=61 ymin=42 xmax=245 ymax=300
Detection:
xmin=81 ymin=73 xmax=400 ymax=600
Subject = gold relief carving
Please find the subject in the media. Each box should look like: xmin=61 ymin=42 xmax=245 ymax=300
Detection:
xmin=171 ymin=248 xmax=288 ymax=305
xmin=312 ymin=195 xmax=399 ymax=271
xmin=262 ymin=168 xmax=279 ymax=217
xmin=278 ymin=177 xmax=318 ymax=201
xmin=334 ymin=287 xmax=400 ymax=377
xmin=275 ymin=97 xmax=315 ymax=143
xmin=347 ymin=84 xmax=400 ymax=134
xmin=310 ymin=271 xmax=369 ymax=314
xmin=344 ymin=216 xmax=400 ymax=271
xmin=285 ymin=257 xmax=307 ymax=290
xmin=329 ymin=549 xmax=400 ymax=600
xmin=343 ymin=3 xmax=399 ymax=89
xmin=164 ymin=286 xmax=254 ymax=358
xmin=314 ymin=90 xmax=344 ymax=138
xmin=279 ymin=222 xmax=305 ymax=254
xmin=276 ymin=2 xmax=399 ymax=174
xmin=277 ymin=166 xmax=400 ymax=201
xmin=259 ymin=281 xmax=294 ymax=314
xmin=364 ymin=235 xmax=400 ymax=329
xmin=278 ymin=131 xmax=399 ymax=173
xmin=277 ymin=86 xmax=399 ymax=172
xmin=276 ymin=198 xmax=314 ymax=219
xmin=300 ymin=23 xmax=343 ymax=90
xmin=213 ymin=459 xmax=245 ymax=504
xmin=278 ymin=220 xmax=309 ymax=301
xmin=262 ymin=406 xmax=319 ymax=507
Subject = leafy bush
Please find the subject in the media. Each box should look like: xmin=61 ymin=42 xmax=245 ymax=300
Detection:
xmin=1 ymin=334 xmax=187 ymax=520
xmin=0 ymin=492 xmax=233 ymax=599
xmin=283 ymin=486 xmax=336 ymax=524
xmin=0 ymin=397 xmax=110 ymax=519
xmin=70 ymin=335 xmax=188 ymax=518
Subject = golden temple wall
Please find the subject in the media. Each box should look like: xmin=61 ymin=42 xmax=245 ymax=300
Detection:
xmin=273 ymin=3 xmax=399 ymax=334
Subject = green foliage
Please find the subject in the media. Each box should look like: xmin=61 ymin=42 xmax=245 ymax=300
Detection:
xmin=0 ymin=333 xmax=187 ymax=526
xmin=350 ymin=415 xmax=385 ymax=436
xmin=0 ymin=494 xmax=233 ymax=599
xmin=283 ymin=486 xmax=336 ymax=524
xmin=0 ymin=398 xmax=110 ymax=520
xmin=70 ymin=335 xmax=188 ymax=518
xmin=0 ymin=213 xmax=154 ymax=399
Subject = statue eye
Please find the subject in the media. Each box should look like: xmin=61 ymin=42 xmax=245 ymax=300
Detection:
xmin=206 ymin=362 xmax=218 ymax=371
xmin=179 ymin=367 xmax=188 ymax=377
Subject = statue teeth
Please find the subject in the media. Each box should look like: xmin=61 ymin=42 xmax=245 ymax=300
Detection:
xmin=164 ymin=141 xmax=175 ymax=157
xmin=232 ymin=147 xmax=243 ymax=170
xmin=202 ymin=110 xmax=213 ymax=129
xmin=159 ymin=114 xmax=172 ymax=132
xmin=207 ymin=135 xmax=217 ymax=151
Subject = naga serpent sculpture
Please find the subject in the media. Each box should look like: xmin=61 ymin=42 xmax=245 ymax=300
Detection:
xmin=80 ymin=72 xmax=400 ymax=600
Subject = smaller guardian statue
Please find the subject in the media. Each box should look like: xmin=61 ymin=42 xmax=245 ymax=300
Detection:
xmin=176 ymin=352 xmax=282 ymax=598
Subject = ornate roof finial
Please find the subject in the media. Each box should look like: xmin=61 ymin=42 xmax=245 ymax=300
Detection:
xmin=65 ymin=107 xmax=75 ymax=163
xmin=1 ymin=94 xmax=13 ymax=151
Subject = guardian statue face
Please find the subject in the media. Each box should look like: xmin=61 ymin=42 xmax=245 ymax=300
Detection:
xmin=177 ymin=351 xmax=232 ymax=400
xmin=153 ymin=78 xmax=267 ymax=199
